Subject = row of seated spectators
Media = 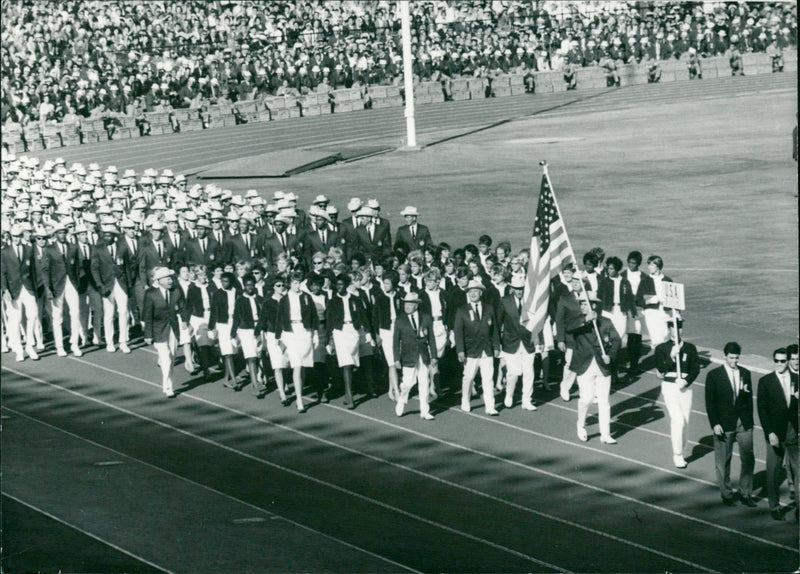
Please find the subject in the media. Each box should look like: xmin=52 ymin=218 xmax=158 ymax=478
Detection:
xmin=1 ymin=1 xmax=796 ymax=127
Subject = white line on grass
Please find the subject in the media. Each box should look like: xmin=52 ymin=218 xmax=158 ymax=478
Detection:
xmin=2 ymin=366 xmax=571 ymax=574
xmin=1 ymin=406 xmax=421 ymax=574
xmin=1 ymin=491 xmax=178 ymax=574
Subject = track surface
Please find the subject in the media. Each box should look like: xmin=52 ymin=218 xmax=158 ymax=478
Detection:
xmin=4 ymin=72 xmax=799 ymax=573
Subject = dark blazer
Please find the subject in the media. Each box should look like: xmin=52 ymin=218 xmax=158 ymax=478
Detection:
xmin=142 ymin=286 xmax=188 ymax=342
xmin=372 ymin=289 xmax=402 ymax=331
xmin=453 ymin=301 xmax=500 ymax=358
xmin=186 ymin=282 xmax=217 ymax=318
xmin=0 ymin=244 xmax=36 ymax=299
xmin=419 ymin=288 xmax=448 ymax=325
xmin=208 ymin=287 xmax=239 ymax=329
xmin=182 ymin=236 xmax=221 ymax=268
xmin=635 ymin=274 xmax=673 ymax=309
xmin=260 ymin=296 xmax=282 ymax=333
xmin=393 ymin=311 xmax=437 ymax=367
xmin=394 ymin=223 xmax=433 ymax=253
xmin=90 ymin=242 xmax=129 ymax=296
xmin=73 ymin=242 xmax=96 ymax=293
xmin=446 ymin=287 xmax=468 ymax=328
xmin=757 ymin=371 xmax=799 ymax=442
xmin=497 ymin=293 xmax=536 ymax=354
xmin=705 ymin=365 xmax=754 ymax=432
xmin=32 ymin=244 xmax=48 ymax=293
xmin=231 ymin=293 xmax=265 ymax=337
xmin=116 ymin=236 xmax=140 ymax=288
xmin=222 ymin=233 xmax=258 ymax=265
xmin=654 ymin=340 xmax=701 ymax=384
xmin=262 ymin=233 xmax=302 ymax=266
xmin=325 ymin=292 xmax=370 ymax=338
xmin=164 ymin=231 xmax=186 ymax=268
xmin=597 ymin=276 xmax=636 ymax=315
xmin=304 ymin=227 xmax=342 ymax=263
xmin=42 ymin=242 xmax=75 ymax=298
xmin=275 ymin=291 xmax=319 ymax=335
xmin=354 ymin=224 xmax=391 ymax=261
xmin=138 ymin=239 xmax=177 ymax=282
xmin=555 ymin=293 xmax=584 ymax=346
xmin=568 ymin=316 xmax=621 ymax=376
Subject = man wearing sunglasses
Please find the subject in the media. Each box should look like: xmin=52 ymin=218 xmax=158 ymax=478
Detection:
xmin=757 ymin=348 xmax=799 ymax=520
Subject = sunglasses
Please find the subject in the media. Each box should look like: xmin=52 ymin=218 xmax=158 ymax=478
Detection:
xmin=775 ymin=359 xmax=788 ymax=363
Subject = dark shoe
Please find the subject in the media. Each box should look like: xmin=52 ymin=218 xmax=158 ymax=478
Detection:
xmin=281 ymin=397 xmax=292 ymax=407
xmin=739 ymin=494 xmax=757 ymax=508
xmin=771 ymin=508 xmax=785 ymax=521
xmin=722 ymin=496 xmax=737 ymax=507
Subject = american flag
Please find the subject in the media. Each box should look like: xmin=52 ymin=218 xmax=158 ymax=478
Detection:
xmin=521 ymin=171 xmax=573 ymax=335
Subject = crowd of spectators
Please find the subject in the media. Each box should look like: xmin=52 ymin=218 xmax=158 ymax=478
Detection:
xmin=1 ymin=1 xmax=796 ymax=127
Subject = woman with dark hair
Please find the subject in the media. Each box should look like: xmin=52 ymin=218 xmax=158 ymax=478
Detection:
xmin=231 ymin=272 xmax=266 ymax=398
xmin=186 ymin=264 xmax=217 ymax=382
xmin=208 ymin=271 xmax=239 ymax=388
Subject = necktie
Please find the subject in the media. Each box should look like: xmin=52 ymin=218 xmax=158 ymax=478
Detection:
xmin=83 ymin=245 xmax=89 ymax=260
xmin=173 ymin=234 xmax=179 ymax=248
xmin=320 ymin=229 xmax=326 ymax=244
xmin=166 ymin=289 xmax=170 ymax=306
xmin=473 ymin=304 xmax=480 ymax=321
xmin=200 ymin=239 xmax=205 ymax=254
xmin=517 ymin=298 xmax=522 ymax=316
xmin=156 ymin=242 xmax=163 ymax=259
xmin=17 ymin=246 xmax=23 ymax=261
xmin=369 ymin=225 xmax=374 ymax=241
xmin=110 ymin=244 xmax=115 ymax=259
xmin=411 ymin=226 xmax=416 ymax=240
xmin=216 ymin=232 xmax=222 ymax=244
xmin=61 ymin=243 xmax=67 ymax=260
xmin=409 ymin=313 xmax=417 ymax=332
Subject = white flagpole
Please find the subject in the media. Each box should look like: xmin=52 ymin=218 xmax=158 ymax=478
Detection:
xmin=399 ymin=0 xmax=417 ymax=148
xmin=540 ymin=160 xmax=606 ymax=354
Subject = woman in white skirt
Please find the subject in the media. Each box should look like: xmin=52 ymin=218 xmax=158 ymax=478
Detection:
xmin=263 ymin=275 xmax=290 ymax=405
xmin=175 ymin=264 xmax=197 ymax=374
xmin=208 ymin=272 xmax=239 ymax=388
xmin=372 ymin=269 xmax=401 ymax=401
xmin=641 ymin=255 xmax=673 ymax=348
xmin=276 ymin=269 xmax=319 ymax=413
xmin=326 ymin=273 xmax=371 ymax=409
xmin=306 ymin=273 xmax=332 ymax=402
xmin=231 ymin=272 xmax=266 ymax=397
xmin=186 ymin=265 xmax=217 ymax=381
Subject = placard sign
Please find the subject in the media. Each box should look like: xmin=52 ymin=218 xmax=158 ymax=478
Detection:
xmin=662 ymin=281 xmax=685 ymax=311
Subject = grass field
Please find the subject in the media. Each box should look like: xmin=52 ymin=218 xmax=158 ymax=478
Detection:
xmin=3 ymin=72 xmax=798 ymax=574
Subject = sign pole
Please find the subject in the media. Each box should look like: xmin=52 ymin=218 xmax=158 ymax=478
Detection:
xmin=399 ymin=1 xmax=417 ymax=148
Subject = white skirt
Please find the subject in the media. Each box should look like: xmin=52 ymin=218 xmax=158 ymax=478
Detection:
xmin=190 ymin=313 xmax=213 ymax=347
xmin=332 ymin=324 xmax=360 ymax=367
xmin=281 ymin=324 xmax=314 ymax=368
xmin=217 ymin=322 xmax=236 ymax=356
xmin=379 ymin=327 xmax=396 ymax=365
xmin=265 ymin=332 xmax=288 ymax=369
xmin=238 ymin=328 xmax=260 ymax=360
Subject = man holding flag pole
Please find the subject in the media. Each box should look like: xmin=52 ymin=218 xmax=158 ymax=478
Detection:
xmin=521 ymin=161 xmax=620 ymax=443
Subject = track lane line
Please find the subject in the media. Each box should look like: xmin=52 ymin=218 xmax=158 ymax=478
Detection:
xmin=1 ymin=405 xmax=421 ymax=574
xmin=1 ymin=365 xmax=570 ymax=574
xmin=1 ymin=491 xmax=176 ymax=574
xmin=1 ymin=374 xmax=722 ymax=573
xmin=28 ymin=354 xmax=796 ymax=554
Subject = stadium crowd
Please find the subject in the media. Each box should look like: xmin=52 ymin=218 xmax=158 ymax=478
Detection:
xmin=1 ymin=152 xmax=798 ymax=521
xmin=1 ymin=1 xmax=796 ymax=126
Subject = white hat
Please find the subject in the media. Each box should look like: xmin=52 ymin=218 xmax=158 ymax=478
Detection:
xmin=366 ymin=198 xmax=380 ymax=210
xmin=466 ymin=279 xmax=485 ymax=292
xmin=312 ymin=194 xmax=329 ymax=205
xmin=400 ymin=206 xmax=419 ymax=217
xmin=152 ymin=267 xmax=175 ymax=281
xmin=510 ymin=275 xmax=526 ymax=289
xmin=347 ymin=197 xmax=362 ymax=211
xmin=402 ymin=292 xmax=421 ymax=304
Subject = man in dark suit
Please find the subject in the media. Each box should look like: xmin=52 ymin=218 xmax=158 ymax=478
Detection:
xmin=143 ymin=266 xmax=188 ymax=397
xmin=394 ymin=206 xmax=433 ymax=253
xmin=304 ymin=207 xmax=341 ymax=265
xmin=393 ymin=292 xmax=437 ymax=420
xmin=0 ymin=224 xmax=40 ymax=361
xmin=454 ymin=279 xmax=500 ymax=415
xmin=118 ymin=219 xmax=142 ymax=327
xmin=221 ymin=216 xmax=257 ymax=266
xmin=91 ymin=225 xmax=132 ymax=353
xmin=757 ymin=347 xmax=799 ymax=520
xmin=73 ymin=224 xmax=103 ymax=345
xmin=354 ymin=206 xmax=390 ymax=262
xmin=497 ymin=275 xmax=537 ymax=411
xmin=262 ymin=215 xmax=301 ymax=267
xmin=164 ymin=213 xmax=187 ymax=270
xmin=138 ymin=221 xmax=176 ymax=282
xmin=339 ymin=198 xmax=362 ymax=260
xmin=182 ymin=218 xmax=220 ymax=269
xmin=705 ymin=341 xmax=756 ymax=507
xmin=43 ymin=222 xmax=85 ymax=356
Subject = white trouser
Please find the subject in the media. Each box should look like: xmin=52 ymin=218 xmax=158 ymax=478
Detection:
xmin=661 ymin=381 xmax=693 ymax=456
xmin=51 ymin=278 xmax=84 ymax=350
xmin=560 ymin=347 xmax=576 ymax=394
xmin=6 ymin=286 xmax=39 ymax=354
xmin=462 ymin=352 xmax=495 ymax=411
xmin=154 ymin=329 xmax=178 ymax=394
xmin=398 ymin=357 xmax=430 ymax=416
xmin=577 ymin=358 xmax=612 ymax=438
xmin=504 ymin=345 xmax=535 ymax=407
xmin=102 ymin=280 xmax=129 ymax=345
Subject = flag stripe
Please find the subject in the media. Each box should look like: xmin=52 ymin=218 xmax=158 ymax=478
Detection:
xmin=521 ymin=172 xmax=574 ymax=336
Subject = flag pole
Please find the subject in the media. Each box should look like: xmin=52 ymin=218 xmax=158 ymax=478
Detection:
xmin=539 ymin=160 xmax=606 ymax=354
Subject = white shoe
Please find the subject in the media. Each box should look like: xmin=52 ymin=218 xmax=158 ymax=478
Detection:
xmin=522 ymin=403 xmax=537 ymax=411
xmin=504 ymin=397 xmax=513 ymax=409
xmin=673 ymin=455 xmax=688 ymax=469
xmin=421 ymin=413 xmax=434 ymax=421
xmin=485 ymin=408 xmax=499 ymax=416
xmin=72 ymin=347 xmax=83 ymax=357
xmin=56 ymin=348 xmax=68 ymax=357
xmin=15 ymin=352 xmax=25 ymax=362
xmin=577 ymin=426 xmax=588 ymax=442
xmin=395 ymin=401 xmax=404 ymax=417
xmin=560 ymin=389 xmax=570 ymax=402
xmin=461 ymin=402 xmax=471 ymax=413
xmin=27 ymin=347 xmax=39 ymax=360
xmin=107 ymin=345 xmax=116 ymax=353
xmin=36 ymin=344 xmax=45 ymax=352
xmin=164 ymin=391 xmax=176 ymax=398
xmin=119 ymin=343 xmax=131 ymax=354
xmin=600 ymin=436 xmax=617 ymax=445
